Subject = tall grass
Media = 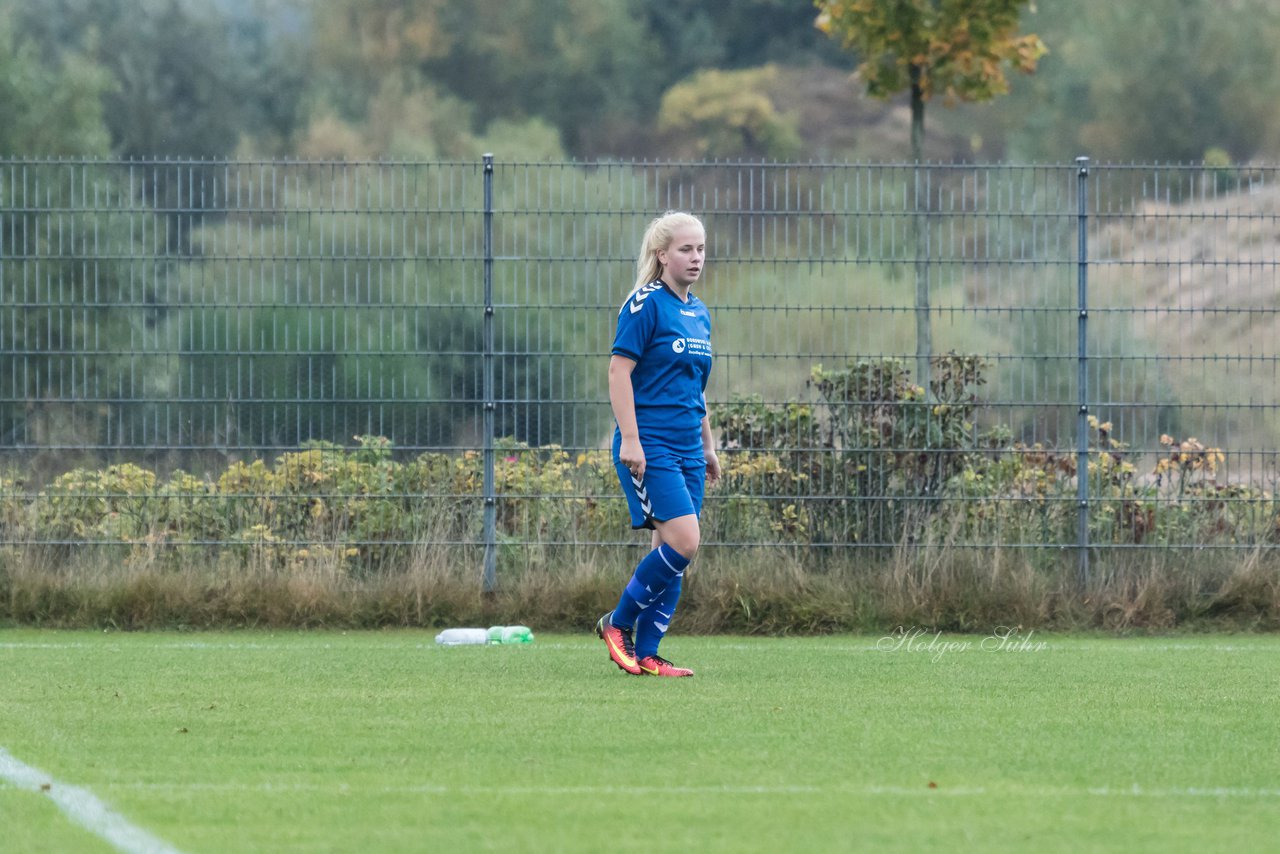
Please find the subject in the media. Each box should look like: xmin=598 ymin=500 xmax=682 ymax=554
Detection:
xmin=4 ymin=536 xmax=1277 ymax=632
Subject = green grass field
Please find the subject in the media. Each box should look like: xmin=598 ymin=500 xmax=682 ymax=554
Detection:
xmin=2 ymin=629 xmax=1278 ymax=853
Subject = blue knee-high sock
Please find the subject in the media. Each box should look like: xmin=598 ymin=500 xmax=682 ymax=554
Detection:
xmin=635 ymin=573 xmax=682 ymax=660
xmin=611 ymin=543 xmax=689 ymax=630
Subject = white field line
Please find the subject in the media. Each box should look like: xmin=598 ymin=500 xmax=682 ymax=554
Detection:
xmin=0 ymin=747 xmax=185 ymax=854
xmin=109 ymin=780 xmax=1280 ymax=799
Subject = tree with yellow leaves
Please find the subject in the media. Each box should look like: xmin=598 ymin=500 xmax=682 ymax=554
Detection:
xmin=815 ymin=0 xmax=1046 ymax=162
xmin=815 ymin=0 xmax=1045 ymax=390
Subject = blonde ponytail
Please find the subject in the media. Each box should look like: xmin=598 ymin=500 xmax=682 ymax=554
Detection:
xmin=629 ymin=211 xmax=705 ymax=298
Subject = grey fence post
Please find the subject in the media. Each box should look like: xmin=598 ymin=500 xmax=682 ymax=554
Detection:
xmin=482 ymin=154 xmax=497 ymax=592
xmin=912 ymin=164 xmax=933 ymax=396
xmin=1075 ymin=156 xmax=1091 ymax=586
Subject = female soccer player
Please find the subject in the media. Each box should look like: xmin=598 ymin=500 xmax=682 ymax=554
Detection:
xmin=596 ymin=211 xmax=720 ymax=677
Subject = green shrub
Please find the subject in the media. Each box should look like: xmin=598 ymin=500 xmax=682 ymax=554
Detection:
xmin=36 ymin=464 xmax=160 ymax=543
xmin=5 ymin=354 xmax=1280 ymax=579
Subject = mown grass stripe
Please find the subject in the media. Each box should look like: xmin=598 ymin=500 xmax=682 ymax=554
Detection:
xmin=107 ymin=781 xmax=1280 ymax=798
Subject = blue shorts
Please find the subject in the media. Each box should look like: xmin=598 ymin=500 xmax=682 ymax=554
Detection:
xmin=615 ymin=453 xmax=707 ymax=530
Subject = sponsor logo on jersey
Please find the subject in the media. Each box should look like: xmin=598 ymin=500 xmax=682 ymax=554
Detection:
xmin=681 ymin=337 xmax=712 ymax=356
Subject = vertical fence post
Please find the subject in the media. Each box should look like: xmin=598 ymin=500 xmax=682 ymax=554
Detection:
xmin=913 ymin=165 xmax=933 ymax=395
xmin=482 ymin=154 xmax=497 ymax=592
xmin=1074 ymin=156 xmax=1091 ymax=586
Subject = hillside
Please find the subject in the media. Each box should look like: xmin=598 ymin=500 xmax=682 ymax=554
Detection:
xmin=1094 ymin=176 xmax=1279 ymax=353
xmin=1070 ymin=175 xmax=1279 ymax=454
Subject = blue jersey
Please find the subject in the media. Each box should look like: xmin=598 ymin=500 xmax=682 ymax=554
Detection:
xmin=612 ymin=280 xmax=713 ymax=458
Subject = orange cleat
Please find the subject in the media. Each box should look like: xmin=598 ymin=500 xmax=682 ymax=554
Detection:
xmin=596 ymin=612 xmax=640 ymax=675
xmin=637 ymin=655 xmax=694 ymax=677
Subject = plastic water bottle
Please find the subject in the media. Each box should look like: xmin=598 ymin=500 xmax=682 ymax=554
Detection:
xmin=434 ymin=626 xmax=534 ymax=645
xmin=492 ymin=625 xmax=534 ymax=644
xmin=434 ymin=628 xmax=489 ymax=646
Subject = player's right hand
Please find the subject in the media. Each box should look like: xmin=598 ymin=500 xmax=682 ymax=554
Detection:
xmin=619 ymin=437 xmax=645 ymax=481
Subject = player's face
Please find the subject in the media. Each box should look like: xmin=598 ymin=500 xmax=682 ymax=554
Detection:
xmin=658 ymin=225 xmax=706 ymax=289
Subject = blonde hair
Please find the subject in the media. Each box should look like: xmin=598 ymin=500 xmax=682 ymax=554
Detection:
xmin=630 ymin=211 xmax=705 ymax=297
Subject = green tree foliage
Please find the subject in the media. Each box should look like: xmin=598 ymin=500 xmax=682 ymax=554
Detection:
xmin=308 ymin=0 xmax=651 ymax=155
xmin=0 ymin=18 xmax=124 ymax=459
xmin=10 ymin=0 xmax=308 ymax=158
xmin=216 ymin=1 xmax=311 ymax=155
xmin=642 ymin=0 xmax=852 ymax=90
xmin=306 ymin=0 xmax=453 ymax=126
xmin=165 ymin=162 xmax=601 ymax=453
xmin=0 ymin=12 xmax=111 ymax=154
xmin=658 ymin=66 xmax=803 ymax=160
xmin=5 ymin=0 xmax=1280 ymax=162
xmin=429 ymin=0 xmax=650 ymax=153
xmin=995 ymin=0 xmax=1280 ymax=162
xmin=295 ymin=74 xmax=480 ymax=161
xmin=0 ymin=162 xmax=172 ymax=467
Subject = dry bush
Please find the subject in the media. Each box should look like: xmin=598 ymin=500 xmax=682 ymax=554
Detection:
xmin=4 ymin=535 xmax=1280 ymax=633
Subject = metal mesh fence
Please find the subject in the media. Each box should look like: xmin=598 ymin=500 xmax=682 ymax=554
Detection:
xmin=3 ymin=158 xmax=1279 ymax=573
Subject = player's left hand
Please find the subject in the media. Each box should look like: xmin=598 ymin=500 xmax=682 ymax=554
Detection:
xmin=705 ymin=451 xmax=722 ymax=487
